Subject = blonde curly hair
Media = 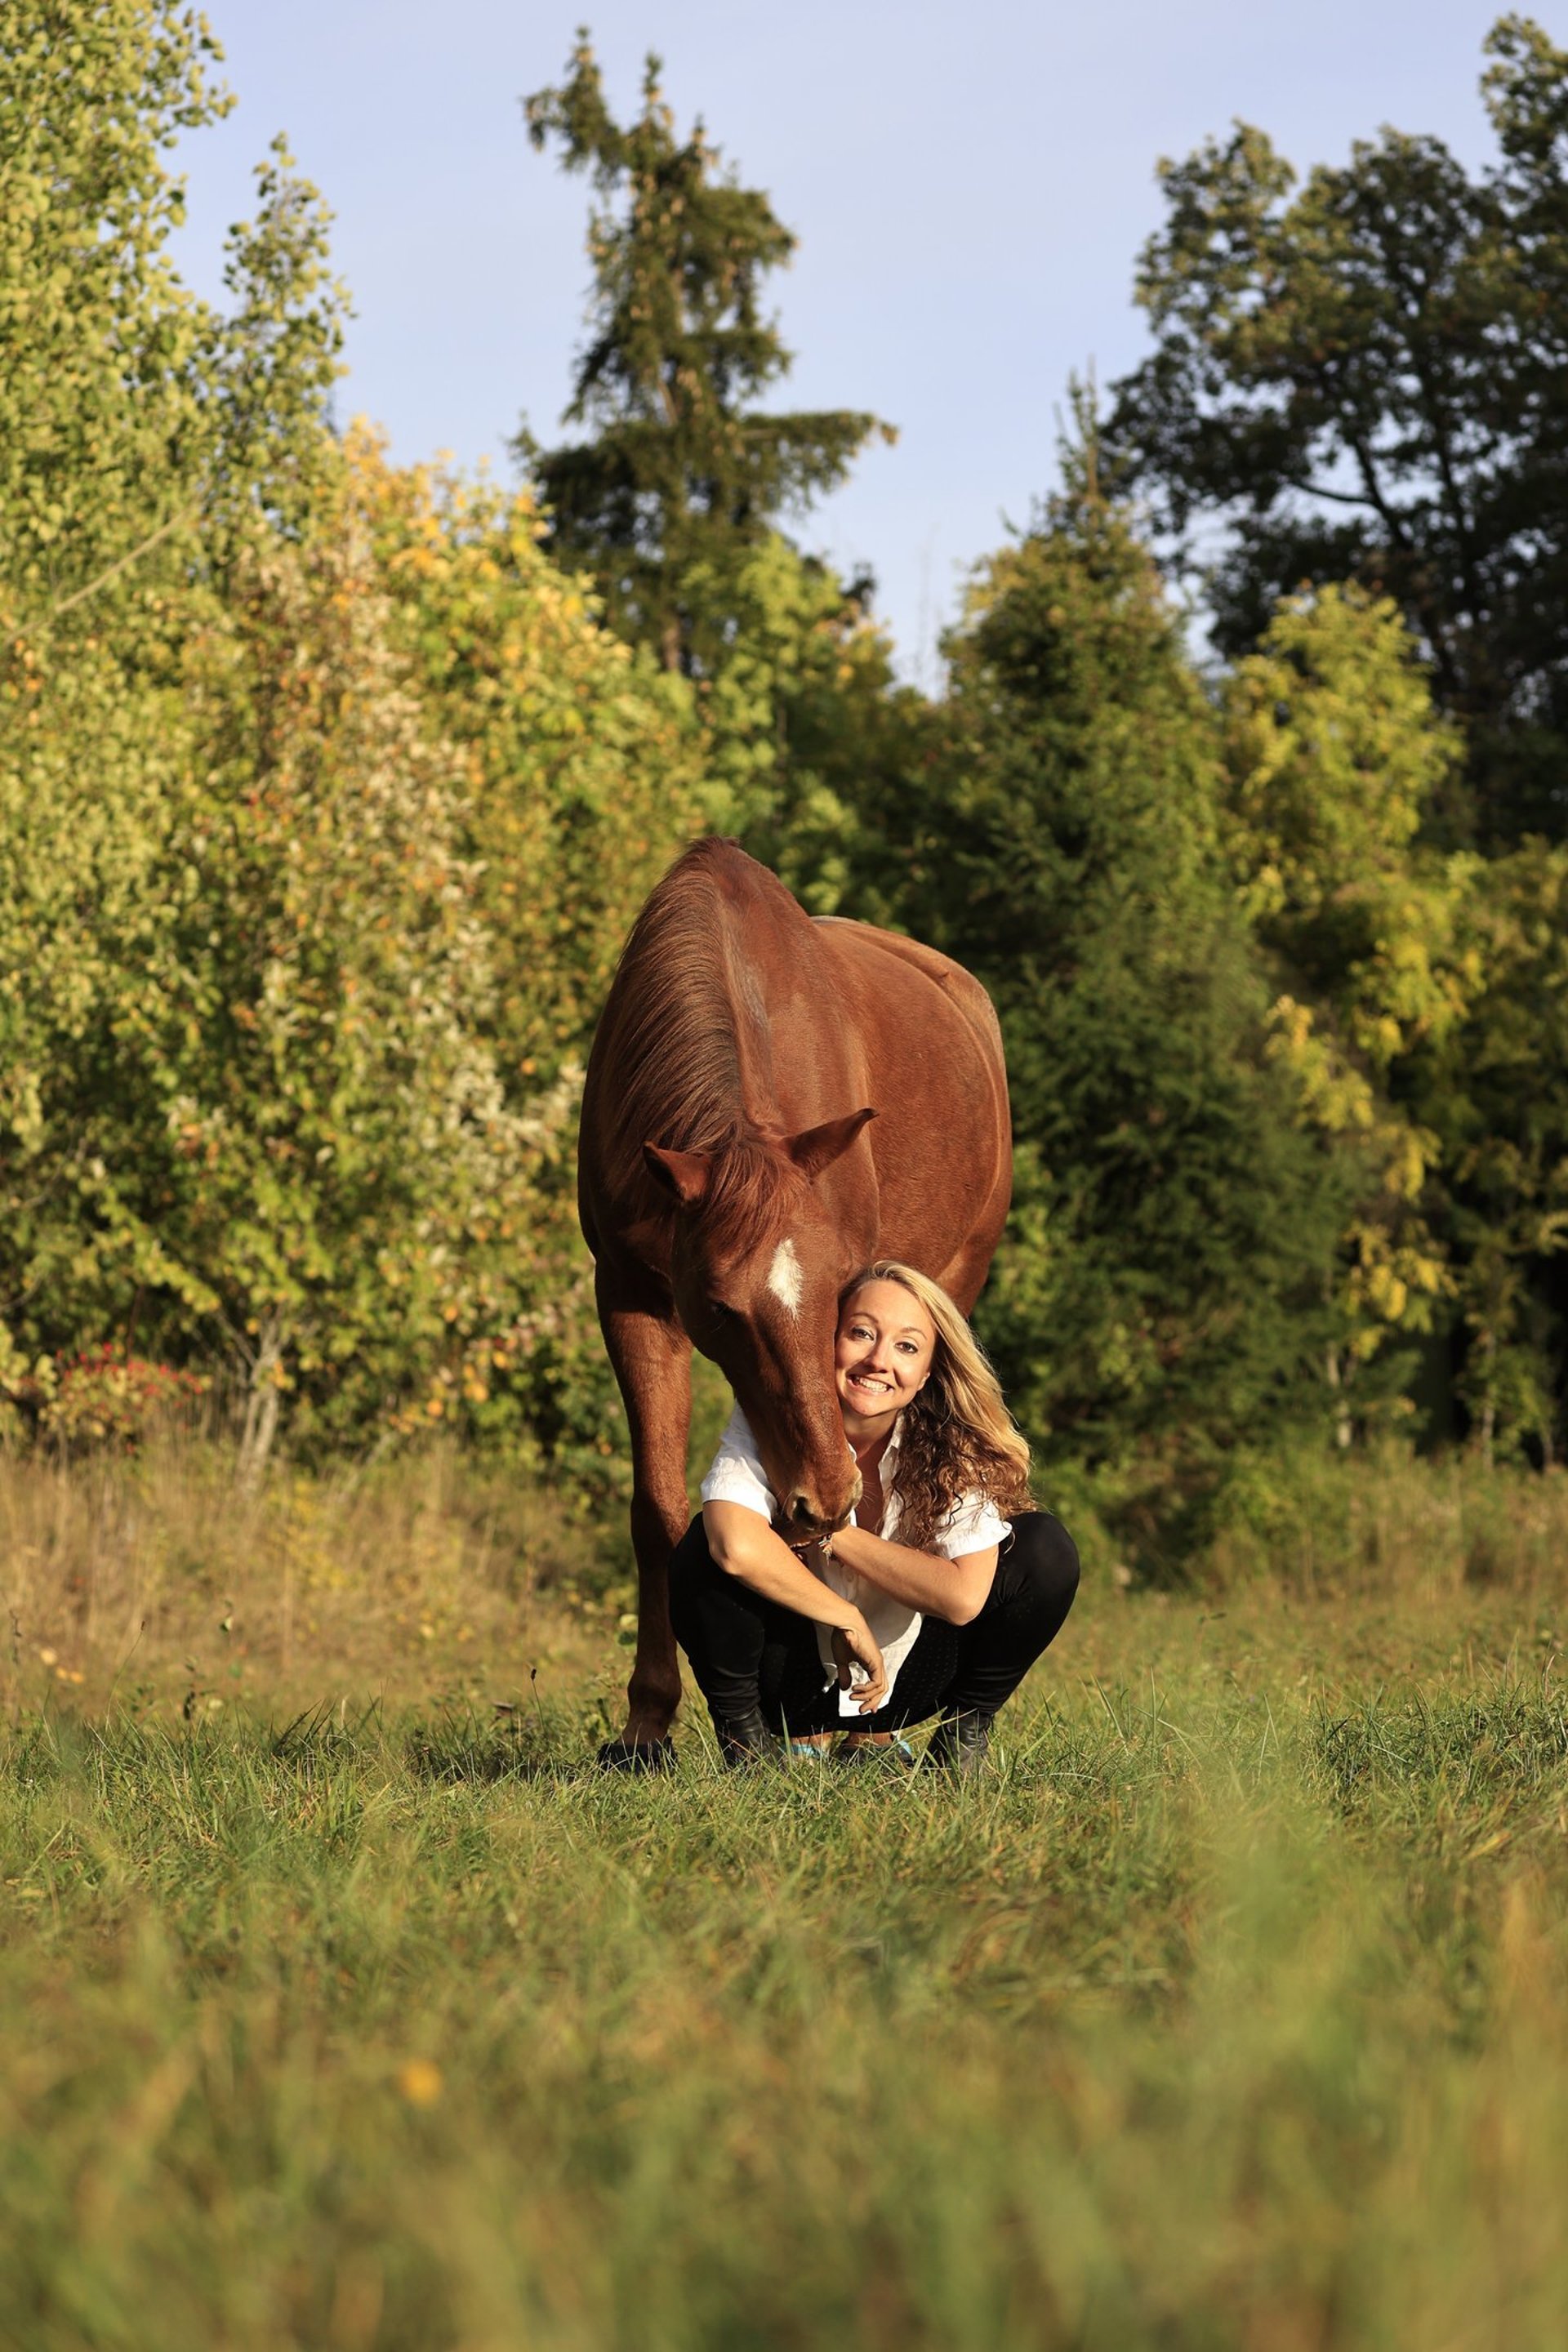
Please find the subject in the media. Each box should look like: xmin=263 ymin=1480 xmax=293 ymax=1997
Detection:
xmin=841 ymin=1261 xmax=1032 ymax=1551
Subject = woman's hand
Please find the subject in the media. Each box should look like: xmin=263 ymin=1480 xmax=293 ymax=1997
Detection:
xmin=830 ymin=1617 xmax=887 ymax=1712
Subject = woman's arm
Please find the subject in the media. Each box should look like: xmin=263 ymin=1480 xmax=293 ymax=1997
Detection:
xmin=826 ymin=1523 xmax=998 ymax=1627
xmin=701 ymin=1502 xmax=888 ymax=1707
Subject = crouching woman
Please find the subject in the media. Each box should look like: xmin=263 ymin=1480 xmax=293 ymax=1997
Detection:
xmin=668 ymin=1260 xmax=1079 ymax=1771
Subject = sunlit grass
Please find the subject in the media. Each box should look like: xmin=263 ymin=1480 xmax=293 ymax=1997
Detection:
xmin=3 ymin=1665 xmax=1568 ymax=2345
xmin=6 ymin=1449 xmax=1568 ymax=2347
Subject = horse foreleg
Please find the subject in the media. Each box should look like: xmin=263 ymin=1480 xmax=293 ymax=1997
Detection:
xmin=599 ymin=1289 xmax=693 ymax=1763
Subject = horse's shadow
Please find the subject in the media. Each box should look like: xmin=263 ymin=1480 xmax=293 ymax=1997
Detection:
xmin=404 ymin=1720 xmax=583 ymax=1786
xmin=265 ymin=1697 xmax=596 ymax=1786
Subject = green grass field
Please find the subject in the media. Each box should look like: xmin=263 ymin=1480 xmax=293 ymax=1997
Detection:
xmin=6 ymin=1446 xmax=1568 ymax=2350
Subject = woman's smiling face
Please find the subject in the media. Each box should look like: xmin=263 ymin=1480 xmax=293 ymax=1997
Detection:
xmin=834 ymin=1278 xmax=938 ymax=1426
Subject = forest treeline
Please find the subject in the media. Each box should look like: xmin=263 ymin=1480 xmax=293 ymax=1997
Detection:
xmin=2 ymin=4 xmax=1565 ymax=1552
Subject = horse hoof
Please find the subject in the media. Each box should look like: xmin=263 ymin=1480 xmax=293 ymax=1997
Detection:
xmin=597 ymin=1735 xmax=676 ymax=1774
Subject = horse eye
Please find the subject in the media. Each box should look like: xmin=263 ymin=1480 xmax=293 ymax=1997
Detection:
xmin=708 ymin=1298 xmax=735 ymax=1324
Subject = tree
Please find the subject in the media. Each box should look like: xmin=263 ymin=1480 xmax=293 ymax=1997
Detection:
xmin=0 ymin=5 xmax=344 ymax=1427
xmin=1107 ymin=14 xmax=1568 ymax=844
xmin=139 ymin=459 xmax=540 ymax=1474
xmin=904 ymin=452 xmax=1349 ymax=1544
xmin=358 ymin=428 xmax=709 ymax=1470
xmin=519 ymin=30 xmax=893 ymax=676
xmin=0 ymin=0 xmax=227 ymax=620
xmin=1220 ymin=585 xmax=1473 ymax=1410
xmin=1405 ymin=844 xmax=1568 ymax=1462
xmin=685 ymin=530 xmax=933 ymax=915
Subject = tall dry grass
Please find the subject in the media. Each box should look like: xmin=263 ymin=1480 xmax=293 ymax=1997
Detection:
xmin=1205 ymin=1442 xmax=1568 ymax=1599
xmin=0 ymin=1439 xmax=619 ymax=1722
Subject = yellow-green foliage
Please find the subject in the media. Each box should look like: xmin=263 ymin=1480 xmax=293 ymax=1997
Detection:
xmin=1224 ymin=586 xmax=1475 ymax=1365
xmin=0 ymin=7 xmax=707 ymax=1473
xmin=348 ymin=428 xmax=707 ymax=1463
xmin=1 ymin=436 xmax=705 ymax=1470
xmin=359 ymin=428 xmax=705 ymax=1081
xmin=0 ymin=0 xmax=227 ymax=604
xmin=1220 ymin=585 xmax=1568 ymax=1447
xmin=1410 ymin=838 xmax=1568 ymax=1453
xmin=685 ymin=531 xmax=921 ymax=916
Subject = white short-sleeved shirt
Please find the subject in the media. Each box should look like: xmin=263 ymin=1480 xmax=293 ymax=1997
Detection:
xmin=699 ymin=1405 xmax=1012 ymax=1718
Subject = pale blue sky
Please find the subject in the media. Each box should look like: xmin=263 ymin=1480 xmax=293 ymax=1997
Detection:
xmin=175 ymin=1 xmax=1519 ymax=680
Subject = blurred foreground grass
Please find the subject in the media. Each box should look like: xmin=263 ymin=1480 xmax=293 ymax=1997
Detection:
xmin=6 ymin=1445 xmax=1568 ymax=2350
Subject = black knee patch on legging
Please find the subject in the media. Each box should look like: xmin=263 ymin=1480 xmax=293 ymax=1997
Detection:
xmin=669 ymin=1506 xmax=1080 ymax=1739
xmin=884 ymin=1511 xmax=1080 ymax=1729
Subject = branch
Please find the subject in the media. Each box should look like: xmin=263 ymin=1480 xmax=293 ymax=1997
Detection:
xmin=1346 ymin=434 xmax=1414 ymax=550
xmin=1280 ymin=474 xmax=1384 ymax=511
xmin=51 ymin=506 xmax=198 ymax=619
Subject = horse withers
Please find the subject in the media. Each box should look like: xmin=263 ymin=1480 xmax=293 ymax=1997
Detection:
xmin=578 ymin=839 xmax=1012 ymax=1767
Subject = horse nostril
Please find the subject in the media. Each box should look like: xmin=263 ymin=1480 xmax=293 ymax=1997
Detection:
xmin=787 ymin=1492 xmax=814 ymax=1528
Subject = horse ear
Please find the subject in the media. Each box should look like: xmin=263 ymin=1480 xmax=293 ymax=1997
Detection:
xmin=784 ymin=1107 xmax=876 ymax=1183
xmin=643 ymin=1141 xmax=713 ymax=1208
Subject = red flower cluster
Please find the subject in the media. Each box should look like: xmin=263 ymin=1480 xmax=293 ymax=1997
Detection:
xmin=41 ymin=1346 xmax=207 ymax=1453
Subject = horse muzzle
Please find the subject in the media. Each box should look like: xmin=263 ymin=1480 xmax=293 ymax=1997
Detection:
xmin=783 ymin=1465 xmax=862 ymax=1541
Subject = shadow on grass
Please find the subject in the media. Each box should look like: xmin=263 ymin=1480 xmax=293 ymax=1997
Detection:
xmin=400 ymin=1699 xmax=600 ymax=1786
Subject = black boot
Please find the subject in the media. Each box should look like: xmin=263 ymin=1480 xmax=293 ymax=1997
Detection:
xmin=711 ymin=1703 xmax=782 ymax=1768
xmin=924 ymin=1708 xmax=994 ymax=1777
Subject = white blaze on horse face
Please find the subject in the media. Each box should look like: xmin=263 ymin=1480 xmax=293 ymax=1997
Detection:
xmin=766 ymin=1237 xmax=804 ymax=1317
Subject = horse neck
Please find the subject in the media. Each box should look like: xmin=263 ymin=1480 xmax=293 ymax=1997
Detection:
xmin=609 ymin=866 xmax=773 ymax=1166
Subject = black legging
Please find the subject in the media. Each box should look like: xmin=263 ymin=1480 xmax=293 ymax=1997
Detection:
xmin=668 ymin=1511 xmax=1080 ymax=1738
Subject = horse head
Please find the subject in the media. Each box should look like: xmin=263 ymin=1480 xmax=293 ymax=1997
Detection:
xmin=643 ymin=1109 xmax=876 ymax=1537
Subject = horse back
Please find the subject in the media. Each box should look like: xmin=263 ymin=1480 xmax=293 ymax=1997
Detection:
xmin=812 ymin=916 xmax=1012 ymax=1302
xmin=813 ymin=917 xmax=1004 ymax=1061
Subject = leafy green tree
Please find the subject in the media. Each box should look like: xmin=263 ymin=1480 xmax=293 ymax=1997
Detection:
xmin=0 ymin=6 xmax=692 ymax=1482
xmin=0 ymin=7 xmax=341 ymax=626
xmin=1107 ymin=13 xmax=1568 ymax=842
xmin=520 ymin=29 xmax=893 ymax=677
xmin=359 ymin=431 xmax=703 ymax=1081
xmin=358 ymin=428 xmax=709 ymax=1470
xmin=0 ymin=5 xmax=344 ymax=1423
xmin=139 ymin=461 xmax=540 ymax=1473
xmin=0 ymin=0 xmax=226 ymax=617
xmin=907 ymin=459 xmax=1349 ymax=1540
xmin=1221 ymin=585 xmax=1473 ymax=1405
xmin=686 ymin=531 xmax=932 ymax=915
xmin=1405 ymin=844 xmax=1568 ymax=1462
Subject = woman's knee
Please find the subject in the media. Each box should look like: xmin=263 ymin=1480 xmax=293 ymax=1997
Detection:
xmin=1005 ymin=1511 xmax=1080 ymax=1616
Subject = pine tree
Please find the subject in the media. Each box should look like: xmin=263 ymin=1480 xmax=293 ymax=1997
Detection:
xmin=519 ymin=32 xmax=893 ymax=675
xmin=918 ymin=445 xmax=1349 ymax=1538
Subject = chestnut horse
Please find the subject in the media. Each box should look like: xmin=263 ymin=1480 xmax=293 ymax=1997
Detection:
xmin=579 ymin=839 xmax=1012 ymax=1766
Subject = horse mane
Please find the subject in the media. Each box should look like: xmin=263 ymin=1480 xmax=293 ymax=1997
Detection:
xmin=600 ymin=840 xmax=805 ymax=1254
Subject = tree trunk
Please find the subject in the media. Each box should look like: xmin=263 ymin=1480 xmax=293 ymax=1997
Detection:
xmin=1477 ymin=1330 xmax=1497 ymax=1472
xmin=1325 ymin=1345 xmax=1352 ymax=1450
xmin=237 ymin=1316 xmax=285 ymax=1489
